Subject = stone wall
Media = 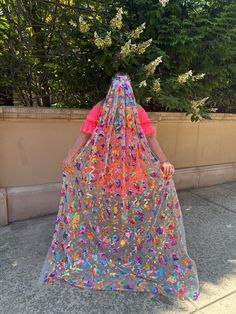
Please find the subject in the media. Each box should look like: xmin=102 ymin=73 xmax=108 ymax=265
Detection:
xmin=0 ymin=106 xmax=236 ymax=225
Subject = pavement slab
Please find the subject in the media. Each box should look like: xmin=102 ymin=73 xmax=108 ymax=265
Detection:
xmin=197 ymin=291 xmax=236 ymax=314
xmin=188 ymin=180 xmax=236 ymax=214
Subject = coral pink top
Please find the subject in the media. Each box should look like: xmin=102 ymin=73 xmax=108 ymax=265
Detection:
xmin=80 ymin=106 xmax=156 ymax=136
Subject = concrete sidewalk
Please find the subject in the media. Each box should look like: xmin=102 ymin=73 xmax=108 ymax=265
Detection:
xmin=1 ymin=181 xmax=236 ymax=314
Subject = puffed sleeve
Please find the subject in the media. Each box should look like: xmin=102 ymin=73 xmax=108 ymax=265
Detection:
xmin=138 ymin=108 xmax=156 ymax=136
xmin=80 ymin=106 xmax=101 ymax=134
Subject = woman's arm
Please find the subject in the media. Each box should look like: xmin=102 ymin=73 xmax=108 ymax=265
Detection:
xmin=68 ymin=132 xmax=91 ymax=157
xmin=146 ymin=135 xmax=168 ymax=164
xmin=146 ymin=134 xmax=175 ymax=176
xmin=62 ymin=131 xmax=91 ymax=166
xmin=63 ymin=100 xmax=104 ymax=166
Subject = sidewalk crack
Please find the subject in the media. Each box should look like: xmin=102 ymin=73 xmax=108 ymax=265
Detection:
xmin=189 ymin=191 xmax=236 ymax=216
xmin=189 ymin=290 xmax=236 ymax=313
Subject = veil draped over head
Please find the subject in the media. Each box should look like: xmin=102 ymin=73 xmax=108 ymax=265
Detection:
xmin=38 ymin=74 xmax=199 ymax=302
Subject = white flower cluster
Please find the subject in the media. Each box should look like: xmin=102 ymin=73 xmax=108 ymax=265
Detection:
xmin=120 ymin=38 xmax=152 ymax=58
xmin=178 ymin=70 xmax=193 ymax=83
xmin=69 ymin=20 xmax=77 ymax=27
xmin=139 ymin=77 xmax=161 ymax=94
xmin=178 ymin=70 xmax=206 ymax=84
xmin=191 ymin=97 xmax=209 ymax=114
xmin=120 ymin=39 xmax=136 ymax=58
xmin=152 ymin=78 xmax=161 ymax=93
xmin=192 ymin=73 xmax=206 ymax=81
xmin=94 ymin=31 xmax=112 ymax=49
xmin=135 ymin=38 xmax=153 ymax=54
xmin=129 ymin=23 xmax=146 ymax=40
xmin=145 ymin=97 xmax=152 ymax=103
xmin=79 ymin=16 xmax=90 ymax=33
xmin=144 ymin=56 xmax=163 ymax=75
xmin=139 ymin=80 xmax=147 ymax=88
xmin=159 ymin=0 xmax=169 ymax=7
xmin=208 ymin=107 xmax=218 ymax=112
xmin=110 ymin=8 xmax=123 ymax=30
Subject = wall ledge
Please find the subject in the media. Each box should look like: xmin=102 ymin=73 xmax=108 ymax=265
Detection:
xmin=1 ymin=106 xmax=236 ymax=122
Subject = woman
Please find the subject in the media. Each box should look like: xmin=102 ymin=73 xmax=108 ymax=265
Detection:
xmin=38 ymin=72 xmax=199 ymax=303
xmin=63 ymin=102 xmax=174 ymax=179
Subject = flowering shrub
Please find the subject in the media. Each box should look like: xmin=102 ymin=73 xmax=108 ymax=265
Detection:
xmin=74 ymin=5 xmax=210 ymax=121
xmin=2 ymin=0 xmax=233 ymax=118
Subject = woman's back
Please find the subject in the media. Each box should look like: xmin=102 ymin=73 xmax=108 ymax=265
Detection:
xmin=80 ymin=101 xmax=156 ymax=136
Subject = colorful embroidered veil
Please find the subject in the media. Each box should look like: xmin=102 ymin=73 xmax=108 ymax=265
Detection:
xmin=37 ymin=73 xmax=199 ymax=302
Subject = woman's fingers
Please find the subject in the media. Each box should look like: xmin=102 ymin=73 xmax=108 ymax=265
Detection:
xmin=169 ymin=165 xmax=175 ymax=176
xmin=162 ymin=164 xmax=175 ymax=176
xmin=63 ymin=155 xmax=73 ymax=166
xmin=163 ymin=164 xmax=169 ymax=176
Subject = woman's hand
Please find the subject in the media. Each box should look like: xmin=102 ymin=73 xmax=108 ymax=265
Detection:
xmin=61 ymin=132 xmax=90 ymax=171
xmin=146 ymin=136 xmax=175 ymax=178
xmin=62 ymin=154 xmax=74 ymax=169
xmin=161 ymin=161 xmax=175 ymax=177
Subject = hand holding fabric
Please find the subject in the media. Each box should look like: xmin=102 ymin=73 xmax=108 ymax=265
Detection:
xmin=61 ymin=132 xmax=91 ymax=171
xmin=161 ymin=161 xmax=175 ymax=177
xmin=62 ymin=154 xmax=74 ymax=167
xmin=61 ymin=154 xmax=74 ymax=172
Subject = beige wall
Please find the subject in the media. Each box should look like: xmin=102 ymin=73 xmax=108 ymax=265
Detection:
xmin=1 ymin=106 xmax=236 ymax=188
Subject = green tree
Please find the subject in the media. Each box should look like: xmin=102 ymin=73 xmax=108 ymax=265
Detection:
xmin=131 ymin=0 xmax=236 ymax=113
xmin=0 ymin=0 xmax=235 ymax=118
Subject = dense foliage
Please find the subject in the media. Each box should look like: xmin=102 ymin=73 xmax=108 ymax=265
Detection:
xmin=134 ymin=0 xmax=236 ymax=113
xmin=0 ymin=0 xmax=235 ymax=119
